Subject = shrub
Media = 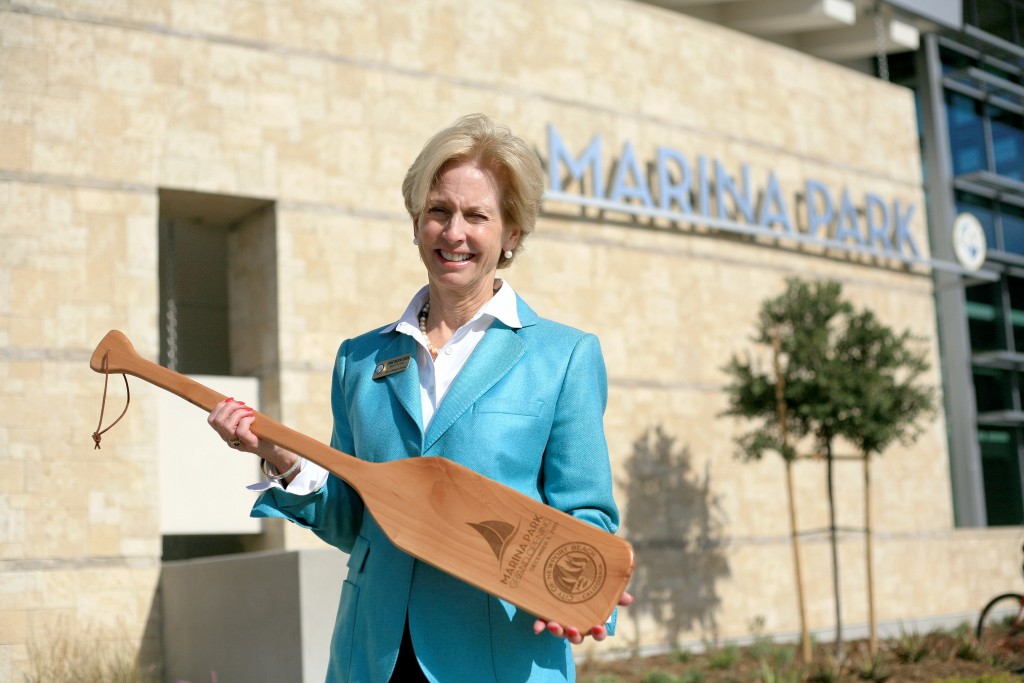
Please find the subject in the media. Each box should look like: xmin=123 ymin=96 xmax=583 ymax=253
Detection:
xmin=707 ymin=644 xmax=741 ymax=669
xmin=935 ymin=675 xmax=1021 ymax=683
xmin=850 ymin=652 xmax=892 ymax=682
xmin=679 ymin=670 xmax=706 ymax=683
xmin=806 ymin=655 xmax=842 ymax=683
xmin=891 ymin=629 xmax=929 ymax=663
xmin=25 ymin=628 xmax=158 ymax=683
xmin=580 ymin=675 xmax=624 ymax=683
xmin=643 ymin=671 xmax=680 ymax=683
xmin=757 ymin=658 xmax=803 ymax=683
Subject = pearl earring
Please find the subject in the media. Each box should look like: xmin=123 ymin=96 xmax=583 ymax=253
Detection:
xmin=413 ymin=238 xmax=419 ymax=246
xmin=504 ymin=250 xmax=513 ymax=259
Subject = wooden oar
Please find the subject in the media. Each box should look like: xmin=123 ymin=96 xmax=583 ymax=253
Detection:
xmin=90 ymin=330 xmax=634 ymax=628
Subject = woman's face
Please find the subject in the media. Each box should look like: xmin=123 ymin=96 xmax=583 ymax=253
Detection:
xmin=414 ymin=160 xmax=520 ymax=300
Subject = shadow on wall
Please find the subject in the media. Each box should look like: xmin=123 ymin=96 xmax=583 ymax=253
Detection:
xmin=619 ymin=425 xmax=730 ymax=647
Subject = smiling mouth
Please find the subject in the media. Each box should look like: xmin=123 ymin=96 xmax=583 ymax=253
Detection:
xmin=439 ymin=250 xmax=473 ymax=262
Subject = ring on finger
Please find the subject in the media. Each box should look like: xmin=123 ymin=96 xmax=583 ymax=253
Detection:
xmin=229 ymin=438 xmax=241 ymax=448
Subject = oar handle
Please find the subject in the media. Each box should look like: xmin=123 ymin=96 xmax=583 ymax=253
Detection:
xmin=89 ymin=330 xmax=366 ymax=484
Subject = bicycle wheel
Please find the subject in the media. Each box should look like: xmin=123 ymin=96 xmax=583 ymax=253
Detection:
xmin=977 ymin=592 xmax=1024 ymax=655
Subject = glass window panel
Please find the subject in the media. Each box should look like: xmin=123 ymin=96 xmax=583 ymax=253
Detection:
xmin=967 ymin=280 xmax=1001 ymax=306
xmin=1014 ymin=283 xmax=1024 ymax=352
xmin=970 ymin=315 xmax=1006 ymax=352
xmin=967 ymin=281 xmax=1007 ymax=351
xmin=947 ymin=92 xmax=988 ymax=175
xmin=1008 ymin=275 xmax=1024 ymax=314
xmin=974 ymin=368 xmax=1013 ymax=411
xmin=978 ymin=427 xmax=1024 ymax=526
xmin=887 ymin=51 xmax=918 ymax=84
xmin=976 ymin=0 xmax=1015 ymax=43
xmin=939 ymin=46 xmax=975 ymax=75
xmin=1002 ymin=205 xmax=1024 ymax=255
xmin=990 ymin=105 xmax=1024 ymax=180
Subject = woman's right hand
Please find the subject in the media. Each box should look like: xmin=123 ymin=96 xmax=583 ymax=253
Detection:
xmin=208 ymin=399 xmax=302 ymax=483
xmin=208 ymin=398 xmax=258 ymax=452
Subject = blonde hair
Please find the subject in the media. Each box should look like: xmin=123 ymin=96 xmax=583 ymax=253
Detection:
xmin=402 ymin=114 xmax=544 ymax=267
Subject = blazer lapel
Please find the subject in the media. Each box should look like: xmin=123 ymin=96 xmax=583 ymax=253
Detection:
xmin=423 ymin=322 xmax=527 ymax=452
xmin=377 ymin=333 xmax=424 ymax=437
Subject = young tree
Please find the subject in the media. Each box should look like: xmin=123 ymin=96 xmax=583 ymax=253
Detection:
xmin=722 ymin=277 xmax=935 ymax=658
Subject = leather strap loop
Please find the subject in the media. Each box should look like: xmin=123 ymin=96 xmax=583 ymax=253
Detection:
xmin=92 ymin=351 xmax=130 ymax=449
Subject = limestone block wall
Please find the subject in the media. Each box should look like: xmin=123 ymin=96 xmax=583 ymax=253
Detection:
xmin=0 ymin=0 xmax=1017 ymax=677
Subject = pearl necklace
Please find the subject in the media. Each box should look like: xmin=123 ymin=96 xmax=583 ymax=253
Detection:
xmin=418 ymin=301 xmax=439 ymax=358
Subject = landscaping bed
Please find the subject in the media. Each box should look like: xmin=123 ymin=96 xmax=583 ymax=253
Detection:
xmin=577 ymin=628 xmax=1024 ymax=683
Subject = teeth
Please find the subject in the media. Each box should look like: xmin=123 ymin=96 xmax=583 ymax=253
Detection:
xmin=441 ymin=251 xmax=471 ymax=262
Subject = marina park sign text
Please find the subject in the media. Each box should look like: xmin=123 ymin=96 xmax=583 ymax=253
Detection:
xmin=542 ymin=123 xmax=931 ymax=268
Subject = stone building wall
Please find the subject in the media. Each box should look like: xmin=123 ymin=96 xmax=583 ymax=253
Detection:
xmin=1 ymin=0 xmax=1017 ymax=678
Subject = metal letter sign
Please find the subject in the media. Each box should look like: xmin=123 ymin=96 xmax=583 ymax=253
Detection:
xmin=543 ymin=123 xmax=986 ymax=278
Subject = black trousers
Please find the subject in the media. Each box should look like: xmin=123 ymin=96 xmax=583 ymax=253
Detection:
xmin=389 ymin=618 xmax=429 ymax=682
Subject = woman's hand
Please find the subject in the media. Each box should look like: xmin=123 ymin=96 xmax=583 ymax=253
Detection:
xmin=207 ymin=399 xmax=301 ymax=482
xmin=208 ymin=398 xmax=258 ymax=452
xmin=532 ymin=591 xmax=634 ymax=644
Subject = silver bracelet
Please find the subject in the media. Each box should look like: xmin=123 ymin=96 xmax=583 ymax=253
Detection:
xmin=260 ymin=456 xmax=304 ymax=481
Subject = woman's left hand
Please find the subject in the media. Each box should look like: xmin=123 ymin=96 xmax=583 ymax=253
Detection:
xmin=532 ymin=591 xmax=634 ymax=644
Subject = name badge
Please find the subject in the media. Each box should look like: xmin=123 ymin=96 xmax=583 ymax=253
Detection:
xmin=373 ymin=354 xmax=412 ymax=380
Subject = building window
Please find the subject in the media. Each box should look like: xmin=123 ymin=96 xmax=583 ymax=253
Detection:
xmin=966 ymin=0 xmax=1024 ymax=46
xmin=966 ymin=279 xmax=1005 ymax=352
xmin=991 ymin=105 xmax=1024 ymax=181
xmin=947 ymin=92 xmax=988 ymax=176
xmin=979 ymin=428 xmax=1024 ymax=525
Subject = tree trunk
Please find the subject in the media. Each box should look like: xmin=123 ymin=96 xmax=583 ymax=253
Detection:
xmin=771 ymin=336 xmax=813 ymax=663
xmin=865 ymin=453 xmax=877 ymax=655
xmin=826 ymin=440 xmax=843 ymax=659
xmin=787 ymin=460 xmax=813 ymax=664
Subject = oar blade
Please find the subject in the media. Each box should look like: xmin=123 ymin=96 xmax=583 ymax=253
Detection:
xmin=338 ymin=456 xmax=634 ymax=627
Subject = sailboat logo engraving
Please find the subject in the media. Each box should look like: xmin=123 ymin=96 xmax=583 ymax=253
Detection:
xmin=468 ymin=520 xmax=518 ymax=562
xmin=471 ymin=514 xmax=561 ymax=588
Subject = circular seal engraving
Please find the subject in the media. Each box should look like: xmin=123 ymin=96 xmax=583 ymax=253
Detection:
xmin=543 ymin=542 xmax=607 ymax=603
xmin=952 ymin=212 xmax=987 ymax=272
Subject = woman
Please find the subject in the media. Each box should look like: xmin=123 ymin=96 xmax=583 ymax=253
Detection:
xmin=208 ymin=113 xmax=630 ymax=682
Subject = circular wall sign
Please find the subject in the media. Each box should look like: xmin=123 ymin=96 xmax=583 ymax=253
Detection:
xmin=952 ymin=212 xmax=987 ymax=272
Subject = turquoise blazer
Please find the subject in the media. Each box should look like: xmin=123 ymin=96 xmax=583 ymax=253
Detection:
xmin=252 ymin=296 xmax=620 ymax=683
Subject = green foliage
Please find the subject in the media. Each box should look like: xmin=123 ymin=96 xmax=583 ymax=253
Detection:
xmin=850 ymin=651 xmax=892 ymax=681
xmin=721 ymin=277 xmax=936 ymax=461
xmin=707 ymin=643 xmax=741 ymax=669
xmin=757 ymin=658 xmax=803 ymax=683
xmin=668 ymin=648 xmax=693 ymax=664
xmin=643 ymin=671 xmax=680 ymax=683
xmin=935 ymin=676 xmax=1021 ymax=683
xmin=678 ymin=670 xmax=706 ymax=683
xmin=581 ymin=675 xmax=625 ymax=683
xmin=745 ymin=615 xmax=794 ymax=667
xmin=806 ymin=655 xmax=843 ymax=683
xmin=891 ymin=628 xmax=929 ymax=663
xmin=955 ymin=637 xmax=985 ymax=661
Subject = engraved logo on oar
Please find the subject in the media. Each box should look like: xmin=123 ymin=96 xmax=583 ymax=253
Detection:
xmin=471 ymin=515 xmax=560 ymax=589
xmin=543 ymin=543 xmax=607 ymax=604
xmin=468 ymin=520 xmax=518 ymax=562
